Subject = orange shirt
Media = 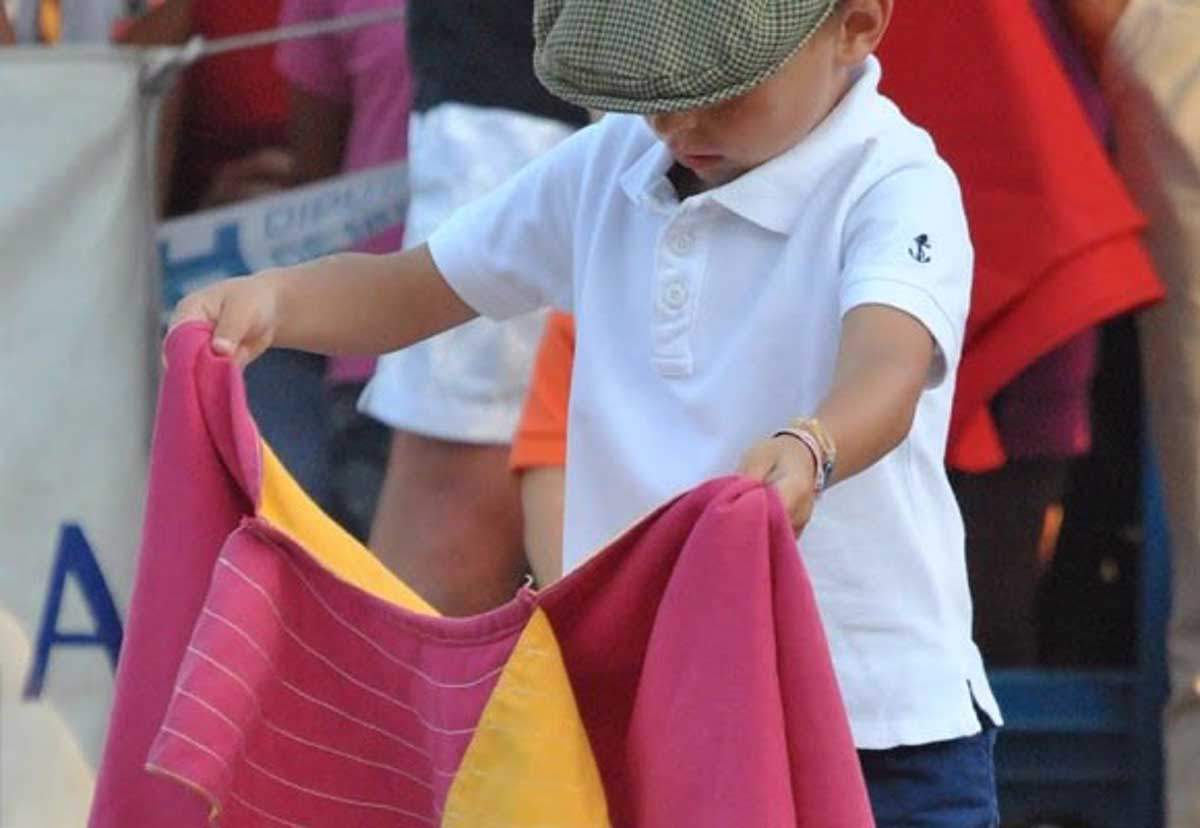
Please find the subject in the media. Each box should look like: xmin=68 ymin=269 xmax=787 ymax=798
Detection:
xmin=510 ymin=311 xmax=574 ymax=471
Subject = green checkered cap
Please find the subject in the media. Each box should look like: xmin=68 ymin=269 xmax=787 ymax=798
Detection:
xmin=534 ymin=0 xmax=841 ymax=114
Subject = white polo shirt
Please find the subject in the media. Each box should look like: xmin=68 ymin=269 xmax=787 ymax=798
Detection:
xmin=428 ymin=56 xmax=1001 ymax=749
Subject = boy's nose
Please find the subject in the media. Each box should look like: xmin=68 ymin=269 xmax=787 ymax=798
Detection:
xmin=647 ymin=108 xmax=700 ymax=138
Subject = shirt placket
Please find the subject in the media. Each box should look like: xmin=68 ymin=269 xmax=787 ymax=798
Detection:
xmin=651 ymin=199 xmax=707 ymax=377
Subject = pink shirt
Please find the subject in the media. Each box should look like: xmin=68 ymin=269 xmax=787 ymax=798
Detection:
xmin=276 ymin=0 xmax=411 ymax=382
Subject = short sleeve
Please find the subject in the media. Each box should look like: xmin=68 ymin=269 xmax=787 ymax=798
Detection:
xmin=839 ymin=162 xmax=974 ymax=387
xmin=275 ymin=0 xmax=350 ymax=102
xmin=426 ymin=124 xmax=596 ymax=320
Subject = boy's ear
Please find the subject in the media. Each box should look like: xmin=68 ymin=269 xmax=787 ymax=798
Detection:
xmin=833 ymin=0 xmax=893 ymax=65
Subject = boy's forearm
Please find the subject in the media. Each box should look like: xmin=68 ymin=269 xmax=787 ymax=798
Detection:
xmin=814 ymin=360 xmax=923 ymax=486
xmin=812 ymin=305 xmax=933 ymax=486
xmin=269 ymin=245 xmax=478 ymax=356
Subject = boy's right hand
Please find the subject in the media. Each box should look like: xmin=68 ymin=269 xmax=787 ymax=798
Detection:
xmin=170 ymin=274 xmax=281 ymax=365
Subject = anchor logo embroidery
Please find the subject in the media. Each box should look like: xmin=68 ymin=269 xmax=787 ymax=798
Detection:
xmin=909 ymin=234 xmax=932 ymax=263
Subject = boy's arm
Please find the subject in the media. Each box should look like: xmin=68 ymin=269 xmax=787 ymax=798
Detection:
xmin=176 ymin=120 xmax=595 ymax=363
xmin=810 ymin=304 xmax=934 ymax=482
xmin=172 ymin=244 xmax=477 ymax=364
xmin=740 ymin=156 xmax=971 ymax=533
xmin=738 ymin=304 xmax=933 ymax=532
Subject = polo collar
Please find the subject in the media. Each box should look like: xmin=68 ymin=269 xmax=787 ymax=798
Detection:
xmin=619 ymin=127 xmax=678 ymax=210
xmin=620 ymin=56 xmax=885 ymax=233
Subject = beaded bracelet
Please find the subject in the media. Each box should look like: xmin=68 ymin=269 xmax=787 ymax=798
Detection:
xmin=773 ymin=427 xmax=828 ymax=494
xmin=773 ymin=417 xmax=837 ymax=493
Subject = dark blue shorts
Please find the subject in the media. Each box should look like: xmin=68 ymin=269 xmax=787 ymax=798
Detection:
xmin=858 ymin=712 xmax=1000 ymax=828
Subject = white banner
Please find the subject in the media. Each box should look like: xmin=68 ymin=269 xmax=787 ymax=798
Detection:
xmin=157 ymin=161 xmax=408 ymax=310
xmin=0 ymin=47 xmax=159 ymax=826
xmin=0 ymin=48 xmax=408 ymax=826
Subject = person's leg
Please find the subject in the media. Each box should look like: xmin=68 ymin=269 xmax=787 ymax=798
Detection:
xmin=859 ymin=714 xmax=1000 ymax=828
xmin=952 ymin=460 xmax=1068 ymax=667
xmin=324 ymin=381 xmax=391 ymax=542
xmin=369 ymin=430 xmax=527 ymax=616
xmin=1142 ymin=294 xmax=1200 ymax=828
xmin=360 ymin=104 xmax=573 ymax=615
xmin=361 ymin=310 xmax=544 ymax=615
xmin=1141 ymin=294 xmax=1200 ymax=828
xmin=244 ymin=348 xmax=332 ymax=506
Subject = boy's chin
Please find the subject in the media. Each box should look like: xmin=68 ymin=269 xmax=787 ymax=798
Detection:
xmin=698 ymin=165 xmax=743 ymax=188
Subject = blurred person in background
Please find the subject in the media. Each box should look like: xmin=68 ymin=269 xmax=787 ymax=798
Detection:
xmin=356 ymin=0 xmax=588 ymax=615
xmin=275 ymin=0 xmax=410 ymax=540
xmin=947 ymin=0 xmax=1114 ymax=670
xmin=879 ymin=2 xmax=1159 ymax=681
xmin=121 ymin=0 xmax=338 ymax=508
xmin=13 ymin=4 xmax=308 ymax=500
xmin=1058 ymin=1 xmax=1200 ymax=824
xmin=119 ymin=0 xmax=293 ymax=217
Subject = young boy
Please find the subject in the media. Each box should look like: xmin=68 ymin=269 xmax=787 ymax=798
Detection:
xmin=173 ymin=0 xmax=1002 ymax=823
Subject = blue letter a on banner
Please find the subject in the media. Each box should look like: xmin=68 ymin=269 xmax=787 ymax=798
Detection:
xmin=23 ymin=524 xmax=124 ymax=699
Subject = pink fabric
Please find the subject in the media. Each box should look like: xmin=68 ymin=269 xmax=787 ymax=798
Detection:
xmin=90 ymin=322 xmax=872 ymax=827
xmin=89 ymin=326 xmax=263 ymax=826
xmin=540 ymin=469 xmax=875 ymax=827
xmin=276 ymin=0 xmax=410 ymax=383
xmin=150 ymin=524 xmax=526 ymax=825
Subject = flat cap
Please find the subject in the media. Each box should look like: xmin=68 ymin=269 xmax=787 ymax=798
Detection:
xmin=534 ymin=0 xmax=841 ymax=114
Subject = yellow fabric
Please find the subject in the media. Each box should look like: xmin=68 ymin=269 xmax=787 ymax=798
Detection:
xmin=258 ymin=441 xmax=437 ymax=615
xmin=258 ymin=443 xmax=607 ymax=824
xmin=442 ymin=608 xmax=611 ymax=827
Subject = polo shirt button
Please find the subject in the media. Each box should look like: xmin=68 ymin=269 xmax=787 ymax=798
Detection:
xmin=663 ymin=281 xmax=689 ymax=310
xmin=669 ymin=230 xmax=695 ymax=256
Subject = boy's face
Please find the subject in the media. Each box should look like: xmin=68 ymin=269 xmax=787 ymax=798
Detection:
xmin=645 ymin=0 xmax=890 ymax=190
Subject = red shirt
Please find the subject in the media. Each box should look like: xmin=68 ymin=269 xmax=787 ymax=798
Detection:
xmin=169 ymin=0 xmax=289 ymax=215
xmin=878 ymin=0 xmax=1162 ymax=470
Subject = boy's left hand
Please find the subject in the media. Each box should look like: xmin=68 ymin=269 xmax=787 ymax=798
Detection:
xmin=737 ymin=436 xmax=818 ymax=534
